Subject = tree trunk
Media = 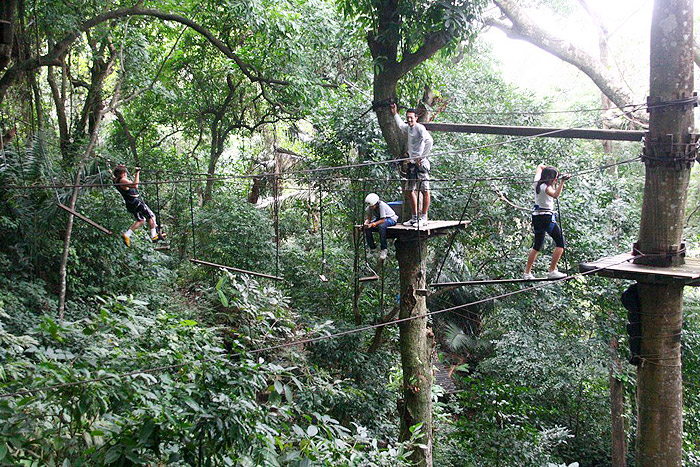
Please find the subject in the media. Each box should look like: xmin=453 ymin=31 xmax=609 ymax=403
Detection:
xmin=610 ymin=341 xmax=627 ymax=467
xmin=396 ymin=236 xmax=433 ymax=466
xmin=47 ymin=65 xmax=70 ymax=159
xmin=57 ymin=169 xmax=81 ymax=319
xmin=0 ymin=0 xmax=17 ymax=71
xmin=373 ymin=72 xmax=403 ymax=157
xmin=57 ymin=110 xmax=105 ymax=319
xmin=634 ymin=0 xmax=693 ymax=464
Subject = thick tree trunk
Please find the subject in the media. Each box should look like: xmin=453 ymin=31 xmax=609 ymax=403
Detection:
xmin=373 ymin=73 xmax=403 ymax=157
xmin=396 ymin=237 xmax=433 ymax=466
xmin=634 ymin=1 xmax=693 ymax=464
xmin=636 ymin=284 xmax=684 ymax=466
xmin=0 ymin=0 xmax=17 ymax=71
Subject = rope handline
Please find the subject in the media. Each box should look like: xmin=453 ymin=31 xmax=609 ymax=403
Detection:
xmin=0 ymin=254 xmax=640 ymax=399
xmin=433 ymin=182 xmax=477 ymax=283
xmin=318 ymin=180 xmax=326 ymax=278
xmin=556 ymin=198 xmax=568 ymax=274
xmin=38 ymin=137 xmax=62 ymax=203
xmin=188 ymin=176 xmax=197 ymax=258
xmin=96 ymin=160 xmax=113 ymax=232
xmin=2 ymin=156 xmax=642 ymax=192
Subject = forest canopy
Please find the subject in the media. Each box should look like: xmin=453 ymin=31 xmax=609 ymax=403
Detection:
xmin=0 ymin=0 xmax=699 ymax=465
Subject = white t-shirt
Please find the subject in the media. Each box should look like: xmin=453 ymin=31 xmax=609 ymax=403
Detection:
xmin=366 ymin=201 xmax=398 ymax=222
xmin=394 ymin=114 xmax=433 ymax=160
xmin=534 ymin=171 xmax=555 ymax=212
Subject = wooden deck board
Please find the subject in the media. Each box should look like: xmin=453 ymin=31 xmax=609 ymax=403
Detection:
xmin=579 ymin=253 xmax=700 ymax=285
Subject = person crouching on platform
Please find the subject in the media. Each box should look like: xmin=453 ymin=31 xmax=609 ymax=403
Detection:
xmin=363 ymin=193 xmax=398 ymax=260
xmin=523 ymin=164 xmax=570 ymax=280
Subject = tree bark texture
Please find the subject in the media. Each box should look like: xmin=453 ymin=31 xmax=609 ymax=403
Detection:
xmin=396 ymin=237 xmax=433 ymax=467
xmin=610 ymin=342 xmax=627 ymax=467
xmin=635 ymin=0 xmax=693 ymax=465
xmin=636 ymin=284 xmax=684 ymax=466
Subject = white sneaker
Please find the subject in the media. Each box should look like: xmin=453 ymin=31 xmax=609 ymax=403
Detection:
xmin=403 ymin=216 xmax=418 ymax=226
xmin=523 ymin=272 xmax=535 ymax=280
xmin=547 ymin=269 xmax=567 ymax=280
xmin=379 ymin=249 xmax=388 ymax=260
xmin=419 ymin=214 xmax=428 ymax=224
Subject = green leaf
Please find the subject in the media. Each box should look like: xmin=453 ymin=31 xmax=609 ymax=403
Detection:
xmin=138 ymin=419 xmax=155 ymax=445
xmin=0 ymin=443 xmax=7 ymax=461
xmin=274 ymin=380 xmax=284 ymax=394
xmin=104 ymin=445 xmax=122 ymax=464
xmin=217 ymin=288 xmax=229 ymax=308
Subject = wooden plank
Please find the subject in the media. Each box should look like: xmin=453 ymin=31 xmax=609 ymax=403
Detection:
xmin=356 ymin=220 xmax=469 ymax=240
xmin=424 ymin=122 xmax=645 ymax=142
xmin=579 ymin=253 xmax=700 ymax=285
xmin=57 ymin=203 xmax=112 ymax=235
xmin=189 ymin=258 xmax=284 ymax=281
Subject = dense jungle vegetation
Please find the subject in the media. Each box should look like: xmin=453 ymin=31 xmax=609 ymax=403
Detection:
xmin=0 ymin=0 xmax=699 ymax=465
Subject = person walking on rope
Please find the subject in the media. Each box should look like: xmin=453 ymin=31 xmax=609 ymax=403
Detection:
xmin=391 ymin=103 xmax=433 ymax=226
xmin=524 ymin=164 xmax=571 ymax=280
xmin=113 ymin=164 xmax=164 ymax=247
xmin=363 ymin=193 xmax=398 ymax=260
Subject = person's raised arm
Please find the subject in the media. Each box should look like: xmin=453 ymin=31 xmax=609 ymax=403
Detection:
xmin=534 ymin=164 xmax=546 ymax=182
xmin=392 ymin=104 xmax=408 ymax=132
xmin=133 ymin=167 xmax=141 ymax=189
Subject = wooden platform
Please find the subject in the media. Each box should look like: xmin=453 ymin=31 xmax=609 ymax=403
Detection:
xmin=356 ymin=220 xmax=469 ymax=239
xmin=579 ymin=253 xmax=700 ymax=285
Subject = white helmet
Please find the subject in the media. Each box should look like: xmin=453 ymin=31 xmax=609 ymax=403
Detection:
xmin=364 ymin=193 xmax=379 ymax=206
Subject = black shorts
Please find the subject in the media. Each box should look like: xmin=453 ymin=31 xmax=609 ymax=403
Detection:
xmin=532 ymin=214 xmax=565 ymax=251
xmin=128 ymin=201 xmax=155 ymax=222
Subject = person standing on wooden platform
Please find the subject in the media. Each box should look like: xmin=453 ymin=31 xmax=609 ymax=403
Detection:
xmin=363 ymin=193 xmax=398 ymax=260
xmin=391 ymin=103 xmax=433 ymax=226
xmin=113 ymin=164 xmax=164 ymax=247
xmin=523 ymin=164 xmax=570 ymax=280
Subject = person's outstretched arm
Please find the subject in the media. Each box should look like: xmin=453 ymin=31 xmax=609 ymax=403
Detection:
xmin=391 ymin=103 xmax=408 ymax=132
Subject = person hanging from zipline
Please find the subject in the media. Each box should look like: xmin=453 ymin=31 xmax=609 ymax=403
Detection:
xmin=523 ymin=164 xmax=571 ymax=280
xmin=113 ymin=164 xmax=164 ymax=247
xmin=363 ymin=193 xmax=398 ymax=260
xmin=391 ymin=102 xmax=433 ymax=226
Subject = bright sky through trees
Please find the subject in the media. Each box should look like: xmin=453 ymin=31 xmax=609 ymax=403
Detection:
xmin=482 ymin=0 xmax=681 ymax=99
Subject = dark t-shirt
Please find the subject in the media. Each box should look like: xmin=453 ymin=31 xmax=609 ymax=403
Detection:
xmin=117 ymin=185 xmax=143 ymax=212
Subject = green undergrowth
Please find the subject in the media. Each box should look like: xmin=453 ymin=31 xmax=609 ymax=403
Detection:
xmin=0 ymin=273 xmax=413 ymax=466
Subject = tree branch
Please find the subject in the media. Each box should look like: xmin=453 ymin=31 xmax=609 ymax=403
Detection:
xmin=487 ymin=0 xmax=644 ymax=121
xmin=0 ymin=6 xmax=290 ymax=104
